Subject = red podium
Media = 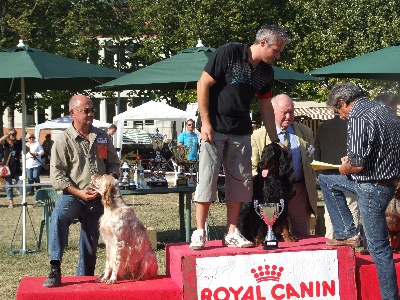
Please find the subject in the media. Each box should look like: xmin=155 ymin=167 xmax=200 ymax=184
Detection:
xmin=166 ymin=236 xmax=357 ymax=300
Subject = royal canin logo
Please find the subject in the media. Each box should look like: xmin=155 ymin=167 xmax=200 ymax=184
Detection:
xmin=251 ymin=265 xmax=283 ymax=283
xmin=200 ymin=265 xmax=336 ymax=300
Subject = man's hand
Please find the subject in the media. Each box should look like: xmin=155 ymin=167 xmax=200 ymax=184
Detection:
xmin=275 ymin=141 xmax=290 ymax=154
xmin=77 ymin=190 xmax=99 ymax=201
xmin=201 ymin=124 xmax=214 ymax=143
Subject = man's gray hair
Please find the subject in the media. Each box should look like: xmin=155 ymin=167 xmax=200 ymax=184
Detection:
xmin=255 ymin=25 xmax=291 ymax=46
xmin=327 ymin=82 xmax=362 ymax=108
xmin=271 ymin=93 xmax=294 ymax=108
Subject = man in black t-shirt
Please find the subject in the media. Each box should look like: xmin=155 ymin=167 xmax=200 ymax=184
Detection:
xmin=190 ymin=25 xmax=291 ymax=250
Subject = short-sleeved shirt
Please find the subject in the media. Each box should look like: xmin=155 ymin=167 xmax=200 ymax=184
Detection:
xmin=50 ymin=124 xmax=120 ymax=191
xmin=177 ymin=131 xmax=199 ymax=160
xmin=204 ymin=42 xmax=274 ymax=135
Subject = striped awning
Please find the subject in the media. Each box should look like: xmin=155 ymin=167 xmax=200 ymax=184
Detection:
xmin=294 ymin=107 xmax=334 ymax=120
xmin=122 ymin=129 xmax=153 ymax=144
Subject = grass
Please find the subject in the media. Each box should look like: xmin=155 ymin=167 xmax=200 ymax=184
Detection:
xmin=0 ymin=182 xmax=228 ymax=299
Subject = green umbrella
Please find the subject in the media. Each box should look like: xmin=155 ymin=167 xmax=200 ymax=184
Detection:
xmin=0 ymin=40 xmax=124 ymax=254
xmin=308 ymin=43 xmax=400 ymax=80
xmin=98 ymin=46 xmax=320 ymax=91
xmin=0 ymin=44 xmax=124 ymax=92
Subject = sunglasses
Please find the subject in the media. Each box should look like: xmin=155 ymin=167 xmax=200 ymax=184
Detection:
xmin=187 ymin=123 xmax=194 ymax=126
xmin=9 ymin=133 xmax=16 ymax=136
xmin=74 ymin=108 xmax=97 ymax=114
xmin=29 ymin=137 xmax=35 ymax=139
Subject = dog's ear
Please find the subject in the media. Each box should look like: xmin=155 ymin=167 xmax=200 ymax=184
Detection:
xmin=278 ymin=148 xmax=290 ymax=177
xmin=103 ymin=177 xmax=114 ymax=207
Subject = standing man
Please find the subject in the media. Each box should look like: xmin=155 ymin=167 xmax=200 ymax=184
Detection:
xmin=318 ymin=82 xmax=400 ymax=300
xmin=314 ymin=113 xmax=359 ymax=239
xmin=177 ymin=119 xmax=199 ymax=161
xmin=190 ymin=25 xmax=291 ymax=250
xmin=107 ymin=124 xmax=117 ymax=137
xmin=43 ymin=95 xmax=120 ymax=287
xmin=251 ymin=94 xmax=318 ymax=236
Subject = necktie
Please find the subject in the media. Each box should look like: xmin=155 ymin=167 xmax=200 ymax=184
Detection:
xmin=282 ymin=129 xmax=296 ymax=199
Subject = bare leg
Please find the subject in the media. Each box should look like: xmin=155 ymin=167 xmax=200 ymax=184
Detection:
xmin=226 ymin=200 xmax=242 ymax=233
xmin=195 ymin=202 xmax=211 ymax=229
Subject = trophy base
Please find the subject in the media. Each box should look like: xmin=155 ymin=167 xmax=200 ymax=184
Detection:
xmin=148 ymin=181 xmax=168 ymax=188
xmin=176 ymin=178 xmax=188 ymax=186
xmin=263 ymin=240 xmax=279 ymax=250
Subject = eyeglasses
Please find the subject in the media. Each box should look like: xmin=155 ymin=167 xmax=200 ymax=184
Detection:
xmin=74 ymin=108 xmax=97 ymax=114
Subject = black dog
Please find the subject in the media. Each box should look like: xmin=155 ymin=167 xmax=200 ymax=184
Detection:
xmin=240 ymin=142 xmax=297 ymax=246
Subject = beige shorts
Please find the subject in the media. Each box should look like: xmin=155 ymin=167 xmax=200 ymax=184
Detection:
xmin=194 ymin=131 xmax=253 ymax=203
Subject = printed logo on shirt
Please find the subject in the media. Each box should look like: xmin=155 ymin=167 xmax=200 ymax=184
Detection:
xmin=97 ymin=138 xmax=108 ymax=144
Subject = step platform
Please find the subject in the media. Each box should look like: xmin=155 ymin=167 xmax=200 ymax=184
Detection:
xmin=166 ymin=236 xmax=357 ymax=300
xmin=16 ymin=275 xmax=181 ymax=300
xmin=355 ymin=251 xmax=400 ymax=300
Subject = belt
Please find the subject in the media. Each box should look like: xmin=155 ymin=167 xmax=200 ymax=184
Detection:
xmin=360 ymin=179 xmax=398 ymax=187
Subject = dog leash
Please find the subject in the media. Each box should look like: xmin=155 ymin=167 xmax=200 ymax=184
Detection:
xmin=211 ymin=141 xmax=253 ymax=183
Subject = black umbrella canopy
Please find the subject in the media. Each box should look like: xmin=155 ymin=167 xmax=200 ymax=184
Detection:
xmin=98 ymin=45 xmax=320 ymax=91
xmin=0 ymin=42 xmax=124 ymax=92
xmin=308 ymin=43 xmax=400 ymax=81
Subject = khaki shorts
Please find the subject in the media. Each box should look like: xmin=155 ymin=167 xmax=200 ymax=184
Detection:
xmin=194 ymin=131 xmax=253 ymax=203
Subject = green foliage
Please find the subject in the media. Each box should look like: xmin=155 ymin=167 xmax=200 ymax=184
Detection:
xmin=1 ymin=0 xmax=400 ymax=122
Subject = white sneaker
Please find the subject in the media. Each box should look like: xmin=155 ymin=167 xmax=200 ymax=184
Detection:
xmin=189 ymin=229 xmax=206 ymax=250
xmin=223 ymin=228 xmax=254 ymax=248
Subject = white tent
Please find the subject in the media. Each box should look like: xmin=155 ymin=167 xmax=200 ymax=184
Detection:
xmin=35 ymin=115 xmax=110 ymax=138
xmin=113 ymin=100 xmax=190 ymax=150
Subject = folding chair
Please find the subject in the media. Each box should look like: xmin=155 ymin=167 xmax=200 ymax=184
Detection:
xmin=35 ymin=188 xmax=58 ymax=252
xmin=36 ymin=188 xmax=80 ymax=253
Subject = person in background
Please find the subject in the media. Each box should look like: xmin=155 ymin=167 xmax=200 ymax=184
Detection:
xmin=374 ymin=91 xmax=399 ymax=112
xmin=251 ymin=94 xmax=318 ymax=236
xmin=25 ymin=132 xmax=44 ymax=195
xmin=43 ymin=94 xmax=120 ymax=287
xmin=318 ymin=82 xmax=400 ymax=300
xmin=107 ymin=124 xmax=117 ymax=137
xmin=0 ymin=129 xmax=23 ymax=208
xmin=42 ymin=134 xmax=53 ymax=174
xmin=177 ymin=119 xmax=199 ymax=161
xmin=190 ymin=25 xmax=291 ymax=250
xmin=314 ymin=113 xmax=359 ymax=239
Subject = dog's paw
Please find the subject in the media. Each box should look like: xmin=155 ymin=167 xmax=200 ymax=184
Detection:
xmin=106 ymin=279 xmax=117 ymax=284
xmin=282 ymin=233 xmax=298 ymax=242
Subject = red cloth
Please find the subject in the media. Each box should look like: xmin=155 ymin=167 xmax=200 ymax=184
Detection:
xmin=16 ymin=276 xmax=181 ymax=300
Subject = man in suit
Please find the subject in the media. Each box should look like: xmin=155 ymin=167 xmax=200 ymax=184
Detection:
xmin=251 ymin=94 xmax=318 ymax=236
xmin=314 ymin=113 xmax=359 ymax=239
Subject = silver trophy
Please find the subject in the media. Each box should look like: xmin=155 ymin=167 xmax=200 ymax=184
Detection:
xmin=254 ymin=199 xmax=285 ymax=249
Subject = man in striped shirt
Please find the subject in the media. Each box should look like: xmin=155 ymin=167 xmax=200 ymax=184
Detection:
xmin=318 ymin=82 xmax=400 ymax=300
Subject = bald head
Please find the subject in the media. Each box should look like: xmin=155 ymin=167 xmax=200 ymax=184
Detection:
xmin=69 ymin=94 xmax=92 ymax=111
xmin=271 ymin=94 xmax=295 ymax=130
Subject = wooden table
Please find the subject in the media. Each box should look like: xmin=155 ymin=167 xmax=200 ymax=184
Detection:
xmin=121 ymin=186 xmax=196 ymax=242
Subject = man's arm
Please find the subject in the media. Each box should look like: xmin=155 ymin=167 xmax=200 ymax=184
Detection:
xmin=339 ymin=156 xmax=364 ymax=175
xmin=258 ymin=98 xmax=278 ymax=142
xmin=197 ymin=71 xmax=216 ymax=143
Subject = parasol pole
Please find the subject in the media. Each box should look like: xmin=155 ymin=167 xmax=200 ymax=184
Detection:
xmin=21 ymin=77 xmax=27 ymax=253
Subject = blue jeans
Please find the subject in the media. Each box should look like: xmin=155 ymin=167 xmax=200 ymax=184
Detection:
xmin=4 ymin=173 xmax=22 ymax=200
xmin=26 ymin=166 xmax=42 ymax=193
xmin=318 ymin=174 xmax=399 ymax=300
xmin=48 ymin=192 xmax=104 ymax=276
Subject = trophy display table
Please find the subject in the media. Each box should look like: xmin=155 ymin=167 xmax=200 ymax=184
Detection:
xmin=121 ymin=186 xmax=196 ymax=242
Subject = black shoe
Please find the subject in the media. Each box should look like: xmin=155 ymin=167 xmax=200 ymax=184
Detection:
xmin=43 ymin=269 xmax=61 ymax=287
